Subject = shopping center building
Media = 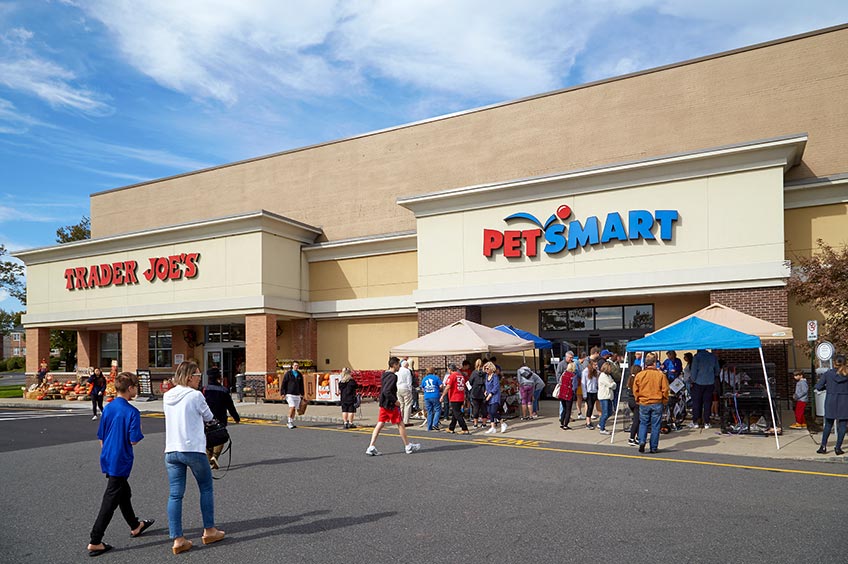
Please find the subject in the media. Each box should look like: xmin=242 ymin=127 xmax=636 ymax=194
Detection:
xmin=17 ymin=25 xmax=848 ymax=394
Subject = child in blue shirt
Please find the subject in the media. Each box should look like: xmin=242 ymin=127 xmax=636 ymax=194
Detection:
xmin=86 ymin=372 xmax=154 ymax=557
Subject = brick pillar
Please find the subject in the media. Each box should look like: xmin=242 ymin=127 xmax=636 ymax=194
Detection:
xmin=246 ymin=313 xmax=277 ymax=376
xmin=417 ymin=306 xmax=482 ymax=370
xmin=291 ymin=318 xmax=317 ymax=362
xmin=121 ymin=322 xmax=149 ymax=373
xmin=710 ymin=287 xmax=790 ymax=398
xmin=25 ymin=327 xmax=50 ymax=374
xmin=77 ymin=330 xmax=99 ymax=369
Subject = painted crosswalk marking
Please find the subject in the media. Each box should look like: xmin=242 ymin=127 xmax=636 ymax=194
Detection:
xmin=0 ymin=409 xmax=89 ymax=421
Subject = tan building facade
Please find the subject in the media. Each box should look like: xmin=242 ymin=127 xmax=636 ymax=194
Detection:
xmin=16 ymin=25 xmax=848 ymax=394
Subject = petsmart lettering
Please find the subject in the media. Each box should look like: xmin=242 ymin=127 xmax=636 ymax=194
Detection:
xmin=483 ymin=205 xmax=679 ymax=258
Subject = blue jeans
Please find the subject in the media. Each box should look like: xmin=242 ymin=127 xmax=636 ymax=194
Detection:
xmin=533 ymin=389 xmax=542 ymax=414
xmin=821 ymin=418 xmax=848 ymax=450
xmin=425 ymin=397 xmax=441 ymax=430
xmin=599 ymin=399 xmax=612 ymax=431
xmin=638 ymin=403 xmax=663 ymax=451
xmin=165 ymin=451 xmax=215 ymax=538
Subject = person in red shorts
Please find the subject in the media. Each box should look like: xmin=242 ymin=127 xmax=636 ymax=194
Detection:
xmin=366 ymin=356 xmax=421 ymax=456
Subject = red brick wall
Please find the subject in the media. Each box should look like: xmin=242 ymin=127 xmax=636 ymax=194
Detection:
xmin=291 ymin=318 xmax=317 ymax=361
xmin=417 ymin=306 xmax=482 ymax=370
xmin=709 ymin=287 xmax=790 ymax=399
xmin=246 ymin=313 xmax=277 ymax=376
xmin=77 ymin=330 xmax=99 ymax=369
xmin=25 ymin=327 xmax=50 ymax=374
xmin=121 ymin=322 xmax=149 ymax=373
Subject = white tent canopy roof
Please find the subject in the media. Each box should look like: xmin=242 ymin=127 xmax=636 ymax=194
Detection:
xmin=390 ymin=319 xmax=535 ymax=356
xmin=656 ymin=302 xmax=793 ymax=340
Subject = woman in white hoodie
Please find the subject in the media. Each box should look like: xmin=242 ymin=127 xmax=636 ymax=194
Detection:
xmin=597 ymin=361 xmax=618 ymax=435
xmin=163 ymin=361 xmax=225 ymax=554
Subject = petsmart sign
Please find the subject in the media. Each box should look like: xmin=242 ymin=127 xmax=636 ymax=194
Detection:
xmin=483 ymin=205 xmax=679 ymax=258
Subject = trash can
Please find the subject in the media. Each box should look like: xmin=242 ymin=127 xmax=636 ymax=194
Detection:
xmin=814 ymin=390 xmax=826 ymax=416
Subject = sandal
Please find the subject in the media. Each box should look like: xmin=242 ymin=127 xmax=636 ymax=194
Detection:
xmin=202 ymin=530 xmax=226 ymax=545
xmin=172 ymin=540 xmax=193 ymax=555
xmin=131 ymin=519 xmax=155 ymax=538
xmin=88 ymin=543 xmax=113 ymax=557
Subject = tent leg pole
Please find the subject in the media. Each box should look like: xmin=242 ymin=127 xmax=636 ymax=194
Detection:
xmin=759 ymin=347 xmax=781 ymax=450
xmin=611 ymin=353 xmax=628 ymax=444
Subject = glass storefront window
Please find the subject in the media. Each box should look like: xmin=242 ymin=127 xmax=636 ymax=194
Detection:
xmin=568 ymin=308 xmax=594 ymax=330
xmin=205 ymin=324 xmax=246 ymax=343
xmin=595 ymin=306 xmax=623 ymax=330
xmin=149 ymin=330 xmax=173 ymax=368
xmin=540 ymin=309 xmax=568 ymax=332
xmin=99 ymin=331 xmax=122 ymax=368
xmin=625 ymin=305 xmax=654 ymax=329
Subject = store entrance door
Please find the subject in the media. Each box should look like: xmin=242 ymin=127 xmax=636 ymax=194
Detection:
xmin=205 ymin=348 xmax=243 ymax=391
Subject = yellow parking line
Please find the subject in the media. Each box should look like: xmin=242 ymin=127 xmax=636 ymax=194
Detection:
xmin=302 ymin=424 xmax=848 ymax=479
xmin=143 ymin=415 xmax=848 ymax=479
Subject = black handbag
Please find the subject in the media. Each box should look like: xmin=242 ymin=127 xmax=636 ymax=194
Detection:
xmin=205 ymin=419 xmax=230 ymax=449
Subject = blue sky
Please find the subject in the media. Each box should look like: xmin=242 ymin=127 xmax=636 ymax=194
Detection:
xmin=1 ymin=0 xmax=847 ymax=312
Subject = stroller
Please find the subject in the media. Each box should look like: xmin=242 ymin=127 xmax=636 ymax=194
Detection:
xmin=662 ymin=378 xmax=689 ymax=432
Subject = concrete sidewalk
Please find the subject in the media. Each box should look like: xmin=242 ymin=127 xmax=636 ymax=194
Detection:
xmin=1 ymin=396 xmax=842 ymax=464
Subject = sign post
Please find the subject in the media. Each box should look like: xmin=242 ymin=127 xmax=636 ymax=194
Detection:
xmin=135 ymin=369 xmax=154 ymax=401
xmin=807 ymin=320 xmax=818 ymax=426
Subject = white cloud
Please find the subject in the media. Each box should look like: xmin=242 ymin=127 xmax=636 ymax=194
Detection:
xmin=0 ymin=97 xmax=44 ymax=134
xmin=0 ymin=27 xmax=113 ymax=115
xmin=0 ymin=205 xmax=61 ymax=223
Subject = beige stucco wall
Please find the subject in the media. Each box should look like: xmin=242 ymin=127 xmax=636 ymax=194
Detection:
xmin=784 ymin=203 xmax=848 ymax=368
xmin=316 ymin=315 xmax=418 ymax=370
xmin=416 ymin=167 xmax=785 ymax=299
xmin=90 ymin=28 xmax=848 ymax=242
xmin=309 ymin=252 xmax=417 ymax=301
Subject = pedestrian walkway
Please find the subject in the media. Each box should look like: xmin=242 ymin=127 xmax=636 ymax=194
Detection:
xmin=0 ymin=397 xmax=842 ymax=463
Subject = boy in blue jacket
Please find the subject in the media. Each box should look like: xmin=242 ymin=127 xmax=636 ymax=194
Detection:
xmin=86 ymin=372 xmax=154 ymax=557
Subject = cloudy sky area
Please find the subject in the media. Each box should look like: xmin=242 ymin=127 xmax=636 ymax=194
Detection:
xmin=0 ymin=0 xmax=846 ymax=310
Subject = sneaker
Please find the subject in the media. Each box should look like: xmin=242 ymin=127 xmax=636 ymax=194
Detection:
xmin=591 ymin=415 xmax=599 ymax=420
xmin=500 ymin=422 xmax=508 ymax=433
xmin=405 ymin=443 xmax=421 ymax=454
xmin=599 ymin=429 xmax=611 ymax=435
xmin=348 ymin=423 xmax=357 ymax=429
xmin=287 ymin=422 xmax=296 ymax=429
xmin=586 ymin=424 xmax=595 ymax=430
xmin=688 ymin=422 xmax=699 ymax=429
xmin=649 ymin=449 xmax=658 ymax=454
xmin=484 ymin=427 xmax=495 ymax=434
xmin=92 ymin=415 xmax=98 ymax=421
xmin=343 ymin=422 xmax=349 ymax=429
xmin=638 ymin=443 xmax=646 ymax=453
xmin=704 ymin=423 xmax=711 ymax=429
xmin=365 ymin=446 xmax=381 ymax=456
xmin=627 ymin=438 xmax=638 ymax=446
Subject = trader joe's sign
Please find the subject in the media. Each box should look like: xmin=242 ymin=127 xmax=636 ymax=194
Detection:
xmin=63 ymin=253 xmax=200 ymax=290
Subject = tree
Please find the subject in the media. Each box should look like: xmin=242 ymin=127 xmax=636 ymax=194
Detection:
xmin=0 ymin=245 xmax=26 ymax=305
xmin=56 ymin=215 xmax=91 ymax=243
xmin=0 ymin=309 xmax=22 ymax=335
xmin=50 ymin=216 xmax=92 ymax=368
xmin=787 ymin=239 xmax=848 ymax=354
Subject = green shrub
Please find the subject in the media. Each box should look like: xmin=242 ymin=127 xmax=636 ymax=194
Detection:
xmin=0 ymin=359 xmax=7 ymax=372
xmin=50 ymin=357 xmax=61 ymax=371
xmin=9 ymin=356 xmax=25 ymax=370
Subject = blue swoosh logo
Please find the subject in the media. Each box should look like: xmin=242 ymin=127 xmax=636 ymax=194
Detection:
xmin=504 ymin=212 xmax=543 ymax=228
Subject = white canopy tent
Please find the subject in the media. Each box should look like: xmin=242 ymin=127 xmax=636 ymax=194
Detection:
xmin=390 ymin=319 xmax=535 ymax=357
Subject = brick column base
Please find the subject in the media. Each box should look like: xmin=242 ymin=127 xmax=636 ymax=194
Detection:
xmin=26 ymin=327 xmax=51 ymax=374
xmin=246 ymin=313 xmax=277 ymax=376
xmin=77 ymin=330 xmax=99 ymax=370
xmin=710 ymin=287 xmax=790 ymax=399
xmin=291 ymin=318 xmax=317 ymax=362
xmin=416 ymin=306 xmax=482 ymax=371
xmin=122 ymin=322 xmax=149 ymax=374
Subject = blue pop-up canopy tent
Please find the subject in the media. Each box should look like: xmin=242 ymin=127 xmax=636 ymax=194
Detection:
xmin=614 ymin=316 xmax=780 ymax=449
xmin=494 ymin=324 xmax=552 ymax=373
xmin=494 ymin=325 xmax=552 ymax=349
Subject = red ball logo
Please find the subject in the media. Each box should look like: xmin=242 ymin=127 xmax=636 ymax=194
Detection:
xmin=556 ymin=205 xmax=571 ymax=220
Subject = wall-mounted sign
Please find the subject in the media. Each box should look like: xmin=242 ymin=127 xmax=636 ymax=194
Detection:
xmin=483 ymin=205 xmax=679 ymax=258
xmin=63 ymin=252 xmax=200 ymax=291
